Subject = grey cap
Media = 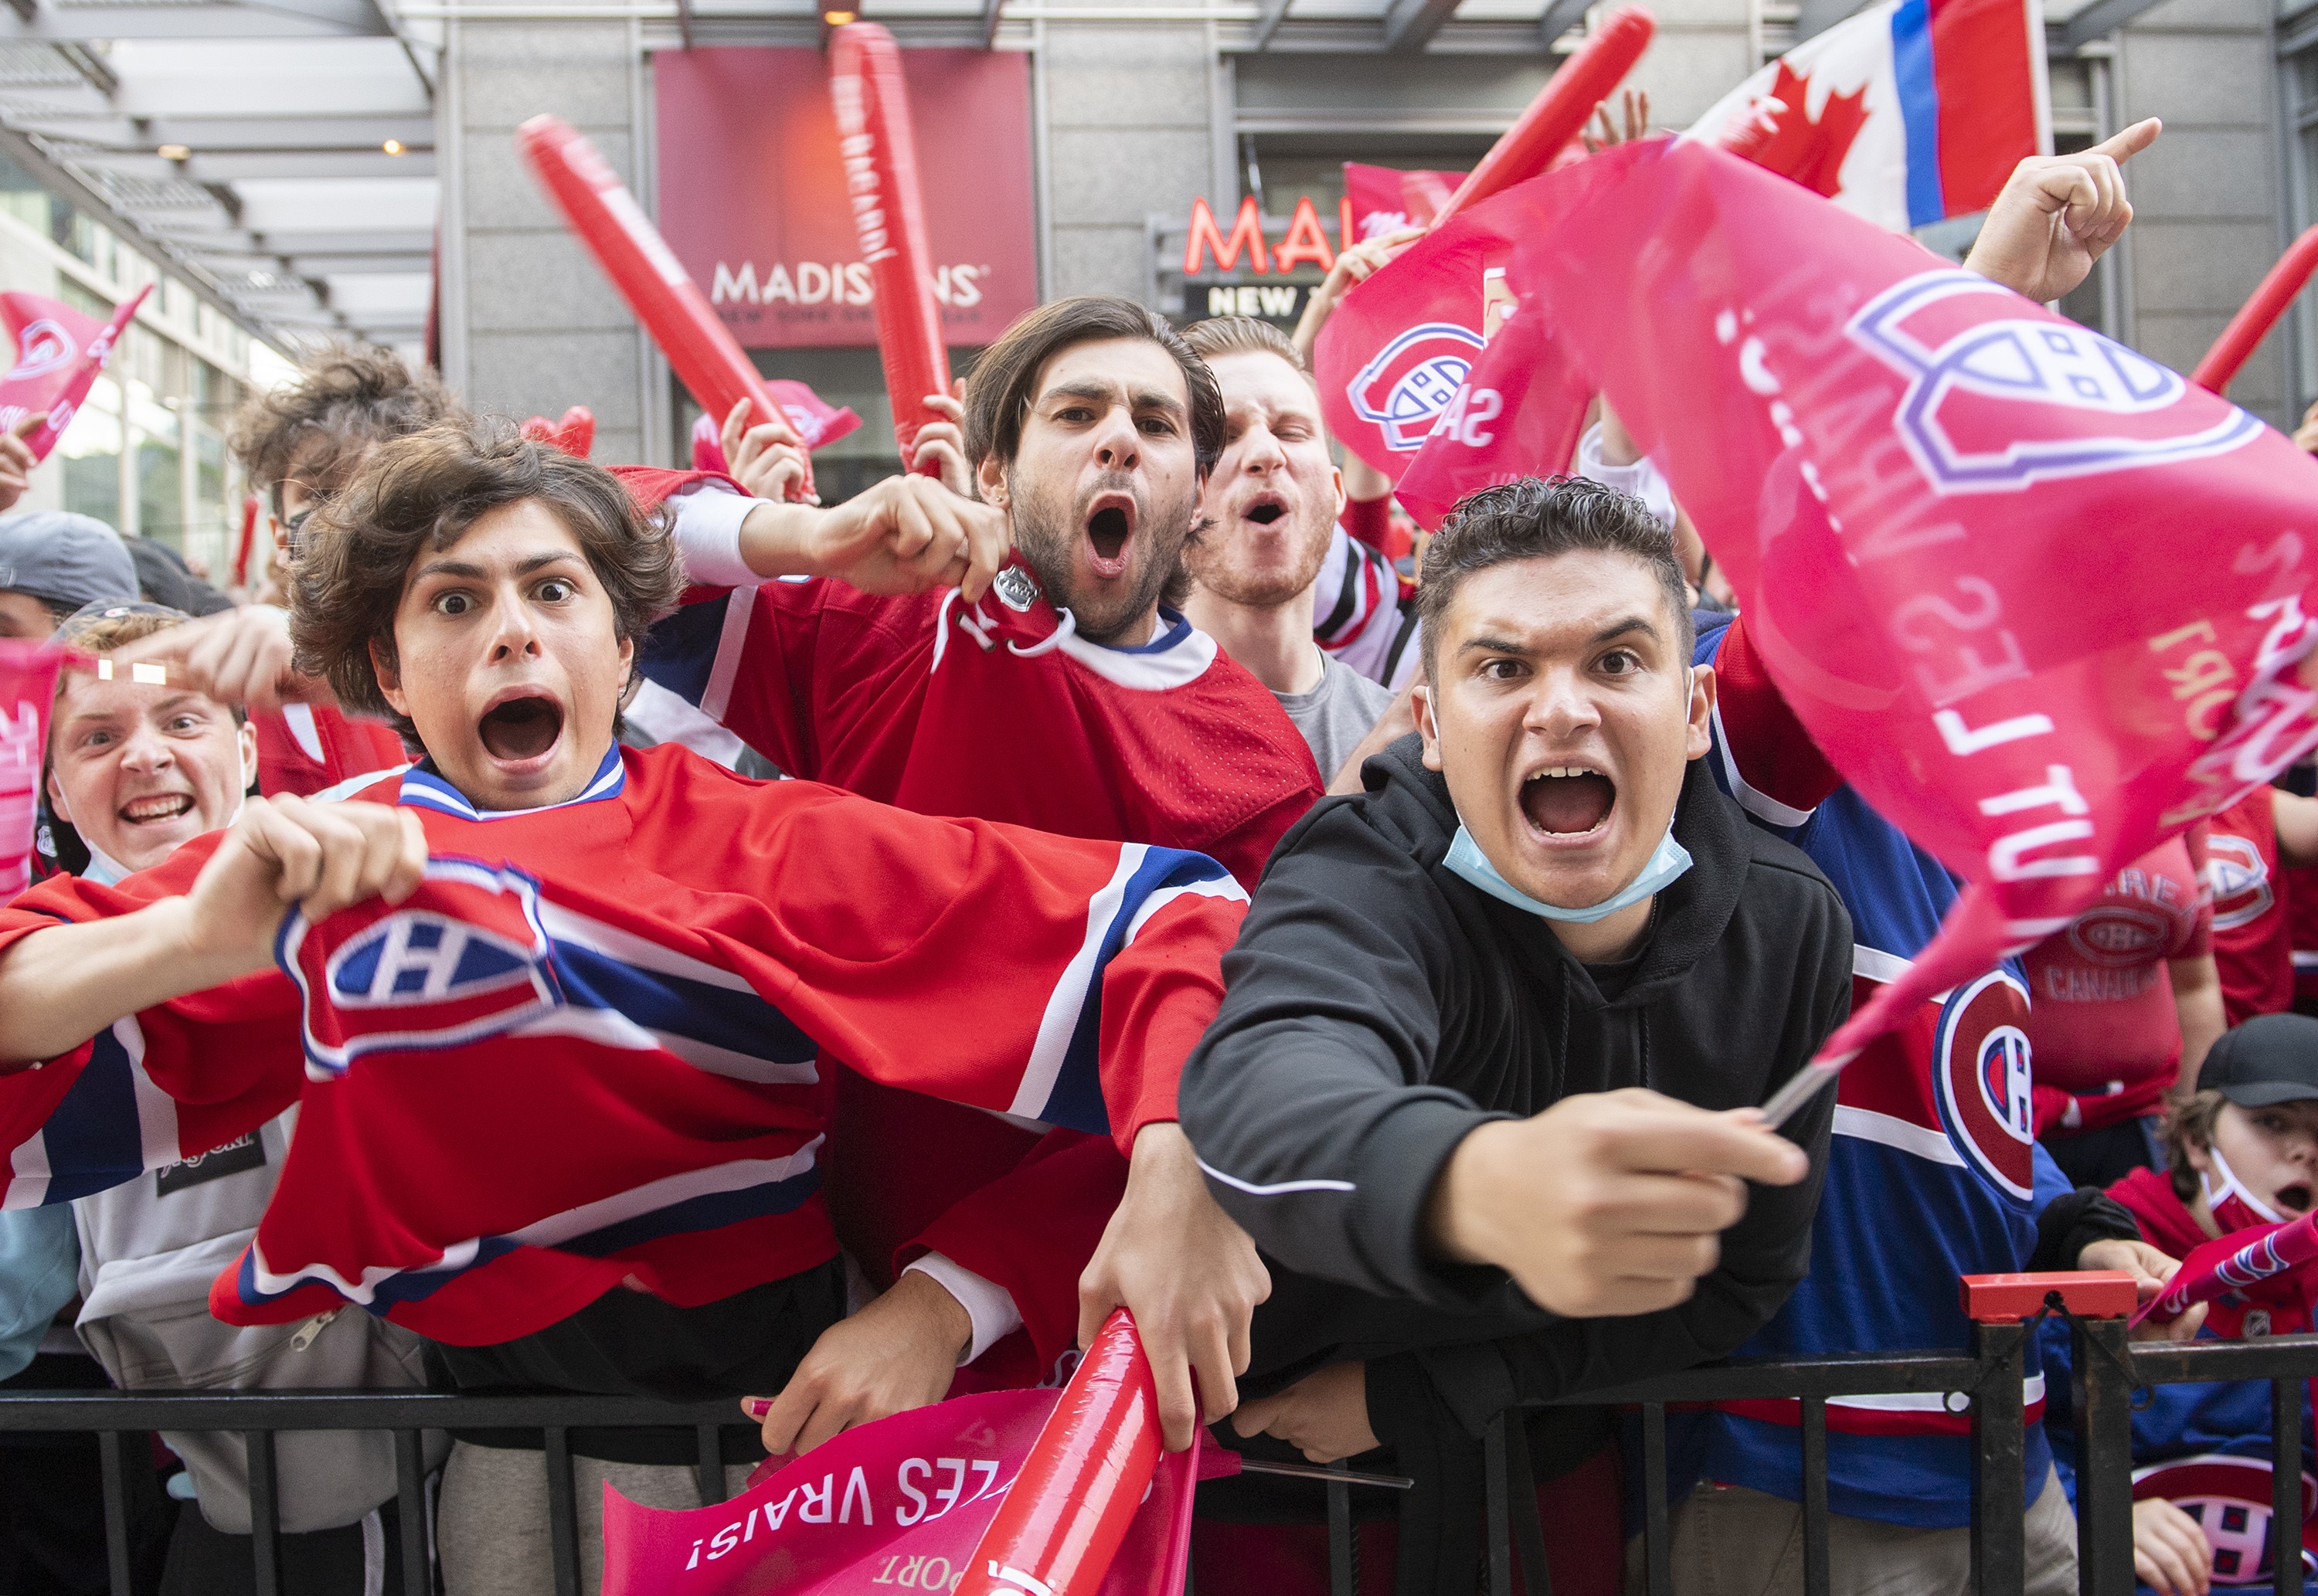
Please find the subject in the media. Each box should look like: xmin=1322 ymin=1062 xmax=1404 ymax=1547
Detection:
xmin=0 ymin=511 xmax=138 ymax=613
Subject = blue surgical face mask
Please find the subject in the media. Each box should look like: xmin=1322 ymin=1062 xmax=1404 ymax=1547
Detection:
xmin=1442 ymin=816 xmax=1693 ymax=925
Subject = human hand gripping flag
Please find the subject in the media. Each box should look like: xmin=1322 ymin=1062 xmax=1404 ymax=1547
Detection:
xmin=2136 ymin=1211 xmax=2318 ymax=1328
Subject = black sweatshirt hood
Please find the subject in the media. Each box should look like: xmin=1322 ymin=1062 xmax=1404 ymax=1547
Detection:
xmin=1338 ymin=732 xmax=1752 ymax=1007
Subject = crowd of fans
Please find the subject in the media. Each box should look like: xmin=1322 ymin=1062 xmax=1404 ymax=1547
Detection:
xmin=0 ymin=114 xmax=2306 ymax=1596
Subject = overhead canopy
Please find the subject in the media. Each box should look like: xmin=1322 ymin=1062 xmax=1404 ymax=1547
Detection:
xmin=0 ymin=2 xmax=437 ymax=351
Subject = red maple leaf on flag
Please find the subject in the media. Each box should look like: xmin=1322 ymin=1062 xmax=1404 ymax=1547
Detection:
xmin=1736 ymin=59 xmax=1869 ymax=199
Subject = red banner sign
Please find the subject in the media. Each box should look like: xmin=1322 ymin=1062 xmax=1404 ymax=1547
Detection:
xmin=654 ymin=47 xmax=1036 ymax=351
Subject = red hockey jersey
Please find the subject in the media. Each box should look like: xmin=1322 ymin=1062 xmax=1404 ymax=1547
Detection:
xmin=250 ymin=700 xmax=409 ymax=800
xmin=2208 ymin=787 xmax=2295 ymax=1025
xmin=0 ymin=745 xmax=1246 ymax=1346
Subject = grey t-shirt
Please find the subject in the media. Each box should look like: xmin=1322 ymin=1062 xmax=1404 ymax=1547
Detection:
xmin=1276 ymin=651 xmax=1395 ymax=786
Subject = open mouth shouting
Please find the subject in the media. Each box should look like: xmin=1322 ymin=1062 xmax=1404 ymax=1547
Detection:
xmin=118 ymin=791 xmax=197 ymax=830
xmin=1520 ymin=764 xmax=1617 ymax=841
xmin=2279 ymin=1179 xmax=2313 ymax=1214
xmin=1083 ymin=492 xmax=1139 ymax=580
xmin=1239 ymin=491 xmax=1290 ymax=528
xmin=478 ymin=688 xmax=566 ymax=771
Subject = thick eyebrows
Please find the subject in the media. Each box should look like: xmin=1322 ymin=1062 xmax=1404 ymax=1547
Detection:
xmin=409 ymin=549 xmax=583 ymax=584
xmin=1456 ymin=613 xmax=1663 ymax=659
xmin=1591 ymin=614 xmax=1661 ymax=646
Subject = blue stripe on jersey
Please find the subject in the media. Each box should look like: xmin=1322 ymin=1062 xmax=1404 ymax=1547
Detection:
xmin=549 ymin=942 xmax=818 ymax=1068
xmin=1890 ymin=0 xmax=1947 ymax=227
xmin=637 ymin=592 xmax=731 ymax=710
xmin=399 ymin=745 xmax=626 ymax=822
xmin=1035 ymin=847 xmax=1242 ymax=1135
xmin=38 ymin=1026 xmax=144 ymax=1204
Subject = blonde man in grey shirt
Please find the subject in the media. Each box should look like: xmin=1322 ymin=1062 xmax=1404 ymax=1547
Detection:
xmin=1179 ymin=317 xmax=1395 ymax=786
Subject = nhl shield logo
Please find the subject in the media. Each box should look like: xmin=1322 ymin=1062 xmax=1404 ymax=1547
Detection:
xmin=1934 ymin=969 xmax=2035 ymax=1200
xmin=1347 ymin=322 xmax=1486 ymax=453
xmin=283 ymin=857 xmax=564 ymax=1078
xmin=1847 ymin=270 xmax=2262 ymax=494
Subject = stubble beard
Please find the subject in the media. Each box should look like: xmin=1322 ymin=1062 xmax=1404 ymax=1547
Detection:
xmin=1006 ymin=466 xmax=1199 ymax=646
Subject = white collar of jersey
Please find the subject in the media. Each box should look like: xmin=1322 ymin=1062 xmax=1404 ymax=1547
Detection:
xmin=1056 ymin=606 xmax=1217 ymax=692
xmin=399 ymin=742 xmax=626 ymax=821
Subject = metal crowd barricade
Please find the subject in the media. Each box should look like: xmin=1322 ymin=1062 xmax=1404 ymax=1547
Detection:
xmin=7 ymin=1273 xmax=2318 ymax=1596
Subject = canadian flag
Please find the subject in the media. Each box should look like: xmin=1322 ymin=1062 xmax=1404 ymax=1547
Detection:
xmin=1684 ymin=0 xmax=2048 ymax=231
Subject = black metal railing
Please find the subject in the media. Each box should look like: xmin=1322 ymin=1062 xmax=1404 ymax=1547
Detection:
xmin=8 ymin=1308 xmax=2318 ymax=1596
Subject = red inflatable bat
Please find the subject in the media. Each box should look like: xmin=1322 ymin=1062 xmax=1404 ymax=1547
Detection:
xmin=232 ymin=494 xmax=259 ymax=590
xmin=1433 ymin=6 xmax=1655 ymax=224
xmin=2193 ymin=224 xmax=2318 ymax=396
xmin=953 ymin=1310 xmax=1163 ymax=1596
xmin=514 ymin=115 xmax=814 ymax=501
xmin=827 ymin=22 xmax=951 ymax=474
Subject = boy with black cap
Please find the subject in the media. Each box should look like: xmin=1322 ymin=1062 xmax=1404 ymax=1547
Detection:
xmin=2085 ymin=1014 xmax=2318 ymax=1595
xmin=0 ymin=510 xmax=138 ymax=638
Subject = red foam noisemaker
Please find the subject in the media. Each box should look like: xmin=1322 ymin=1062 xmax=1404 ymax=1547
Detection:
xmin=827 ymin=22 xmax=952 ymax=474
xmin=514 ymin=114 xmax=814 ymax=501
xmin=2192 ymin=224 xmax=2318 ymax=397
xmin=1433 ymin=6 xmax=1655 ymax=225
xmin=232 ymin=494 xmax=259 ymax=589
xmin=953 ymin=1310 xmax=1164 ymax=1596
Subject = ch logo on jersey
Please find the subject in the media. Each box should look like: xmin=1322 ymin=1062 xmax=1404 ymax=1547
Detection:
xmin=4 ymin=319 xmax=72 ymax=381
xmin=2067 ymin=903 xmax=2170 ymax=968
xmin=2207 ymin=835 xmax=2275 ymax=931
xmin=1934 ymin=969 xmax=2035 ymax=1200
xmin=2136 ymin=1455 xmax=2318 ymax=1585
xmin=1347 ymin=323 xmax=1484 ymax=453
xmin=1847 ymin=270 xmax=2262 ymax=494
xmin=288 ymin=858 xmax=564 ymax=1077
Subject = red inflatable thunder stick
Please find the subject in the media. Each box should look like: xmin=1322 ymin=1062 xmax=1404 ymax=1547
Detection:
xmin=956 ymin=1310 xmax=1167 ymax=1596
xmin=513 ymin=115 xmax=814 ymax=501
xmin=828 ymin=22 xmax=952 ymax=474
xmin=1432 ymin=6 xmax=1655 ymax=224
xmin=2192 ymin=225 xmax=2318 ymax=396
xmin=231 ymin=494 xmax=259 ymax=591
xmin=2136 ymin=1211 xmax=2318 ymax=1326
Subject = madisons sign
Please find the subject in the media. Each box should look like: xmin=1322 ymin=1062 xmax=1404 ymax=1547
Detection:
xmin=654 ymin=47 xmax=1036 ymax=351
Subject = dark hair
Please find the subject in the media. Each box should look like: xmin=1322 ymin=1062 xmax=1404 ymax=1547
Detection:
xmin=289 ymin=417 xmax=685 ymax=743
xmin=233 ymin=342 xmax=461 ymax=513
xmin=2163 ymin=1089 xmax=2229 ymax=1202
xmin=1180 ymin=315 xmax=1307 ymax=375
xmin=964 ymin=295 xmax=1225 ymax=474
xmin=1416 ymin=476 xmax=1694 ymax=679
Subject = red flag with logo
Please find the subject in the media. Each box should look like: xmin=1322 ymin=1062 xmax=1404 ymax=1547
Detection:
xmin=0 ymin=288 xmax=148 ymax=464
xmin=600 ymin=1388 xmax=1215 ymax=1596
xmin=1341 ymin=161 xmax=1465 ymax=243
xmin=688 ymin=380 xmax=865 ymax=472
xmin=1511 ymin=137 xmax=2318 ymax=1079
xmin=0 ymin=641 xmax=61 ymax=902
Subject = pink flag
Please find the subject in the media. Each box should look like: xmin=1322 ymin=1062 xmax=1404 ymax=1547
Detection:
xmin=2138 ymin=1211 xmax=2318 ymax=1326
xmin=600 ymin=1388 xmax=1214 ymax=1596
xmin=1508 ymin=137 xmax=2318 ymax=1086
xmin=1341 ymin=161 xmax=1464 ymax=242
xmin=689 ymin=381 xmax=865 ymax=472
xmin=0 ymin=641 xmax=62 ymax=902
xmin=0 ymin=287 xmax=148 ymax=464
xmin=520 ymin=406 xmax=596 ymax=459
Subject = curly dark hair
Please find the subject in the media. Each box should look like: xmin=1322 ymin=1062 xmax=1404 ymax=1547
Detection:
xmin=963 ymin=295 xmax=1225 ymax=474
xmin=232 ymin=342 xmax=460 ymax=513
xmin=289 ymin=418 xmax=685 ymax=745
xmin=1416 ymin=475 xmax=1694 ymax=680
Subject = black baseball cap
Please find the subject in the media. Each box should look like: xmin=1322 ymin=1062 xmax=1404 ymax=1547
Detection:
xmin=2198 ymin=1014 xmax=2318 ymax=1106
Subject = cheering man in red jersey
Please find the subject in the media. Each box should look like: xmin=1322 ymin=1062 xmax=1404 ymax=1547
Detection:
xmin=633 ymin=296 xmax=1317 ymax=1458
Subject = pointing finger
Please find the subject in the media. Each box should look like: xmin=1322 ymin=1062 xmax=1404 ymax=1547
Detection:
xmin=2090 ymin=117 xmax=2161 ymax=166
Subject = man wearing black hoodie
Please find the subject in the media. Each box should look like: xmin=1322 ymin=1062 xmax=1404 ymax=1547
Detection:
xmin=1179 ymin=475 xmax=1851 ymax=1589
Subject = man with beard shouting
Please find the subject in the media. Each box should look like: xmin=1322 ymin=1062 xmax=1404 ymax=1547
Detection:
xmin=1178 ymin=317 xmax=1394 ymax=787
xmin=634 ymin=295 xmax=1320 ymax=1458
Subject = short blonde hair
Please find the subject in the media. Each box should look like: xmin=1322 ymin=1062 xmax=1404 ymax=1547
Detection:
xmin=1180 ymin=315 xmax=1307 ymax=374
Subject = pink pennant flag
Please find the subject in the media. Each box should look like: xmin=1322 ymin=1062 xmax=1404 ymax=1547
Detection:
xmin=1499 ymin=137 xmax=2318 ymax=1104
xmin=689 ymin=380 xmax=865 ymax=472
xmin=600 ymin=1388 xmax=1214 ymax=1596
xmin=1341 ymin=161 xmax=1465 ymax=242
xmin=2138 ymin=1211 xmax=2318 ymax=1326
xmin=0 ymin=287 xmax=149 ymax=464
xmin=0 ymin=640 xmax=62 ymax=902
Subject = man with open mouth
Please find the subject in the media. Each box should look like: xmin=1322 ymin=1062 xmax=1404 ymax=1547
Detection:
xmin=1178 ymin=476 xmax=1851 ymax=1592
xmin=633 ymin=294 xmax=1321 ymax=1465
xmin=0 ymin=419 xmax=1253 ymax=1596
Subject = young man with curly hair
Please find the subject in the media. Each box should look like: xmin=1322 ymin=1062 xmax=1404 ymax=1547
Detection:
xmin=0 ymin=419 xmax=1251 ymax=1594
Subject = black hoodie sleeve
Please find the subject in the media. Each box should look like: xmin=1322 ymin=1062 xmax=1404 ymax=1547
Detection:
xmin=1387 ymin=874 xmax=1849 ymax=1431
xmin=1179 ymin=801 xmax=1514 ymax=1309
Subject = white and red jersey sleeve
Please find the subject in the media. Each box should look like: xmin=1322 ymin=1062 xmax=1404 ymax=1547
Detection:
xmin=251 ymin=701 xmax=409 ymax=799
xmin=1707 ymin=613 xmax=1844 ymax=827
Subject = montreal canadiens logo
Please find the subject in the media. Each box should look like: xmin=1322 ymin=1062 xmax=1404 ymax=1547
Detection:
xmin=2206 ymin=835 xmax=2274 ymax=931
xmin=327 ymin=912 xmax=547 ymax=1008
xmin=5 ymin=318 xmax=73 ymax=381
xmin=2135 ymin=1455 xmax=2318 ymax=1585
xmin=1847 ymin=270 xmax=2262 ymax=494
xmin=2066 ymin=902 xmax=2170 ymax=967
xmin=1933 ymin=969 xmax=2034 ymax=1200
xmin=1347 ymin=322 xmax=1484 ymax=453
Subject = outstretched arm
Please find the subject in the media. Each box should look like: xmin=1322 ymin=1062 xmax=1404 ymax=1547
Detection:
xmin=0 ymin=796 xmax=425 ymax=1069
